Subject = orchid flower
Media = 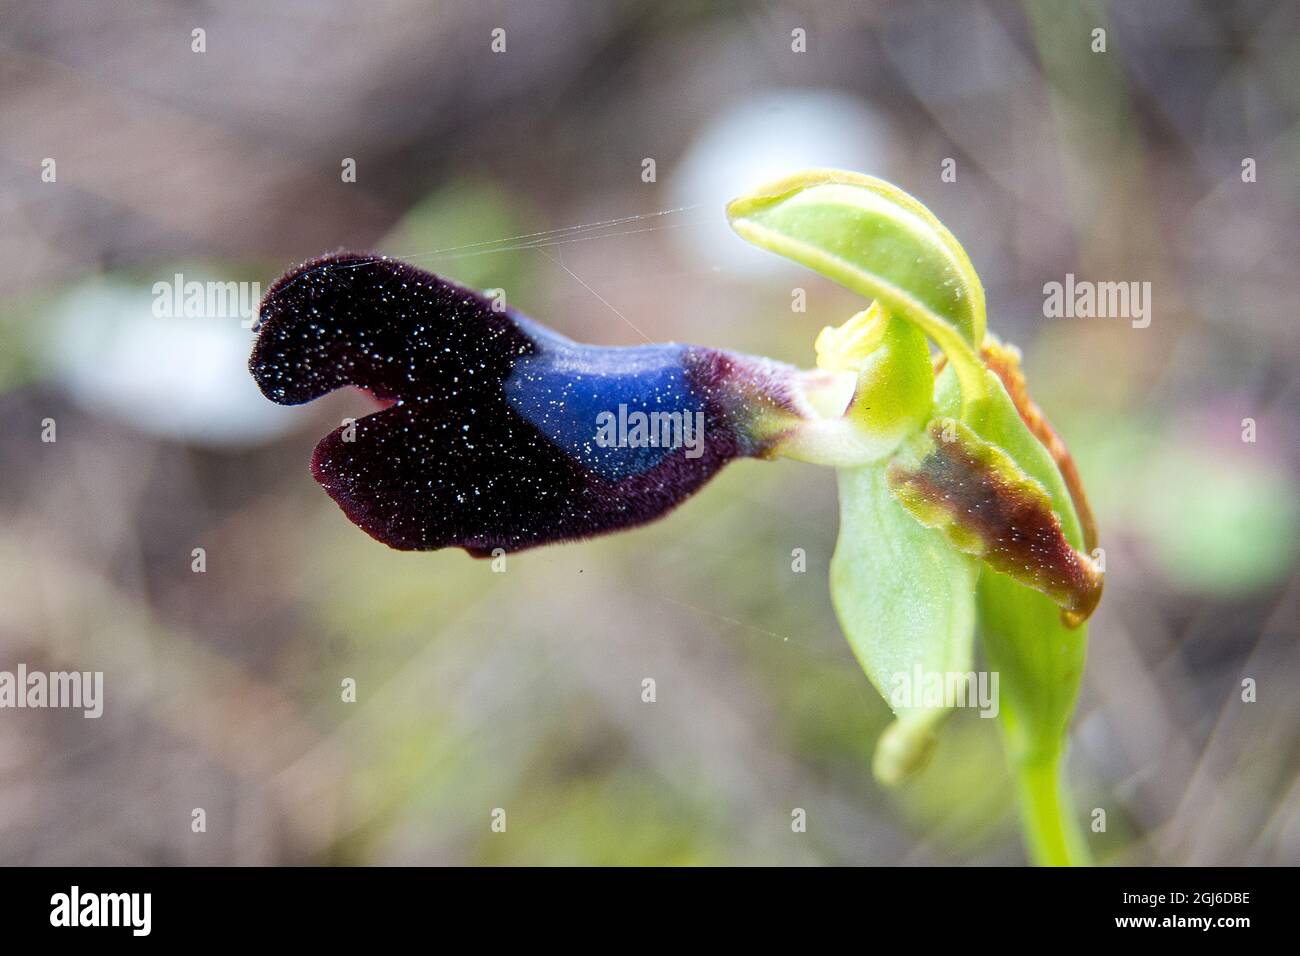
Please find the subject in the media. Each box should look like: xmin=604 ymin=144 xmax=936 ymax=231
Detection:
xmin=250 ymin=170 xmax=1102 ymax=865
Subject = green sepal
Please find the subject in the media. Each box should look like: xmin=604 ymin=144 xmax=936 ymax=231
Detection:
xmin=830 ymin=464 xmax=979 ymax=785
xmin=727 ymin=169 xmax=989 ymax=410
xmin=933 ymin=362 xmax=1094 ymax=863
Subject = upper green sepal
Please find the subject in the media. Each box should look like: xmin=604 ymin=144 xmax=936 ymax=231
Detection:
xmin=727 ymin=169 xmax=989 ymax=409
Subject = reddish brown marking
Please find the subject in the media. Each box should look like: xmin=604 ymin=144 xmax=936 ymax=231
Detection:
xmin=888 ymin=421 xmax=1103 ymax=625
xmin=981 ymin=340 xmax=1099 ymax=555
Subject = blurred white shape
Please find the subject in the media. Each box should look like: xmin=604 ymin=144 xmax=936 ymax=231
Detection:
xmin=48 ymin=280 xmax=296 ymax=447
xmin=671 ymin=89 xmax=894 ymax=277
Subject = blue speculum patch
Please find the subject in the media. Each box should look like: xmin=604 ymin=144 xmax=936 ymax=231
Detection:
xmin=505 ymin=337 xmax=702 ymax=482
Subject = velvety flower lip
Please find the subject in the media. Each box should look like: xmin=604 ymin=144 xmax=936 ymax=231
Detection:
xmin=249 ymin=252 xmax=810 ymax=555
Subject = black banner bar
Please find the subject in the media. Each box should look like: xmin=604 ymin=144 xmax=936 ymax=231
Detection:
xmin=0 ymin=866 xmax=1279 ymax=942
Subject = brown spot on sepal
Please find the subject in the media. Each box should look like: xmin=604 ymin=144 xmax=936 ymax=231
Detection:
xmin=980 ymin=337 xmax=1099 ymax=555
xmin=931 ymin=338 xmax=1098 ymax=554
xmin=886 ymin=419 xmax=1103 ymax=627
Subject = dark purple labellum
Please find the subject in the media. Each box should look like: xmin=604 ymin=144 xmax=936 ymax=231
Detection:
xmin=250 ymin=253 xmax=801 ymax=556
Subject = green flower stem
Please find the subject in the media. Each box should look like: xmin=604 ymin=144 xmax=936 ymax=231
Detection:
xmin=1011 ymin=748 xmax=1090 ymax=867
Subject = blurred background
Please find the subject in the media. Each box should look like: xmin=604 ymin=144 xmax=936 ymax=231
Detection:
xmin=1 ymin=0 xmax=1296 ymax=865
